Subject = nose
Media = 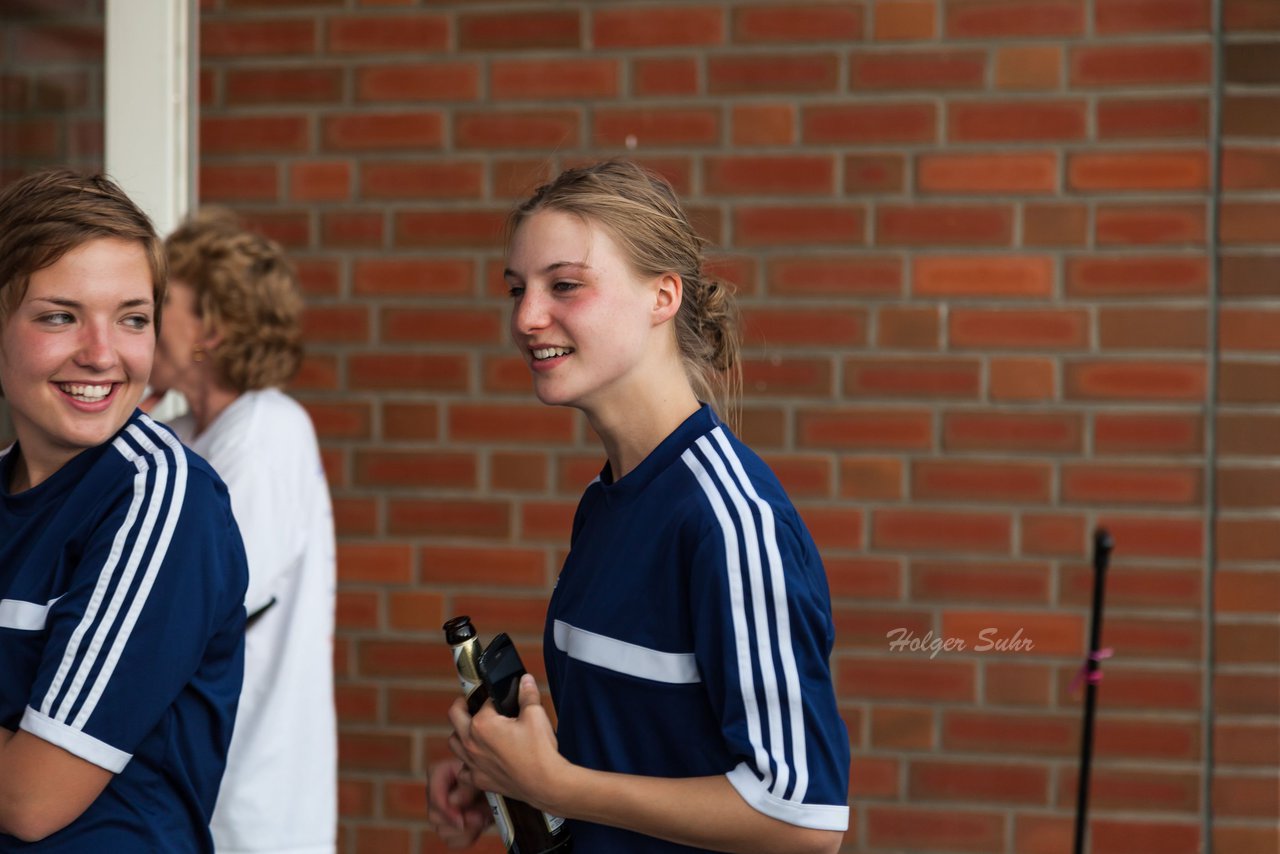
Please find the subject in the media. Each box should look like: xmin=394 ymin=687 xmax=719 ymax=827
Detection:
xmin=75 ymin=321 xmax=118 ymax=371
xmin=511 ymin=287 xmax=550 ymax=338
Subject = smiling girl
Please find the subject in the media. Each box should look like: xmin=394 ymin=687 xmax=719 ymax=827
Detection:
xmin=0 ymin=169 xmax=248 ymax=851
xmin=427 ymin=161 xmax=850 ymax=853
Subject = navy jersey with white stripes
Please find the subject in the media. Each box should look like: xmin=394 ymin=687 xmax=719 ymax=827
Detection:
xmin=0 ymin=410 xmax=248 ymax=852
xmin=544 ymin=404 xmax=849 ymax=852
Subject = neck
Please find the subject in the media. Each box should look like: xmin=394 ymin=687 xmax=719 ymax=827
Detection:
xmin=186 ymin=381 xmax=241 ymax=437
xmin=586 ymin=377 xmax=700 ymax=481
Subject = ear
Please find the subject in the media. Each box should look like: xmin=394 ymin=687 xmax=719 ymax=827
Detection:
xmin=652 ymin=272 xmax=683 ymax=327
xmin=199 ymin=318 xmax=225 ymax=351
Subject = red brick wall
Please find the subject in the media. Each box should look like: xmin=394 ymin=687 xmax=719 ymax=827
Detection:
xmin=3 ymin=1 xmax=1279 ymax=853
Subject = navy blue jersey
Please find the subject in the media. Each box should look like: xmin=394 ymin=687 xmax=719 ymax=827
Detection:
xmin=0 ymin=410 xmax=248 ymax=852
xmin=544 ymin=405 xmax=850 ymax=852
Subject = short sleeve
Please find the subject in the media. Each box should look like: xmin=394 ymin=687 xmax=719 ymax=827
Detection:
xmin=683 ymin=438 xmax=850 ymax=832
xmin=20 ymin=427 xmax=248 ymax=773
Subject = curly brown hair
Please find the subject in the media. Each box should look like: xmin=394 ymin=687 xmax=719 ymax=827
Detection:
xmin=165 ymin=209 xmax=303 ymax=393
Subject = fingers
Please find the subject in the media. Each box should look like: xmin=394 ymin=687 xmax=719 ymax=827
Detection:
xmin=517 ymin=673 xmax=541 ymax=711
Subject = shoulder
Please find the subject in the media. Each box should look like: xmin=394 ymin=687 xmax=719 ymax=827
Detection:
xmin=677 ymin=425 xmax=795 ymax=522
xmin=111 ymin=413 xmax=232 ymax=511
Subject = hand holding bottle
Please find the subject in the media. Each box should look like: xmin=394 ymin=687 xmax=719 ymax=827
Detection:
xmin=447 ymin=674 xmax=569 ymax=817
xmin=426 ymin=758 xmax=491 ymax=849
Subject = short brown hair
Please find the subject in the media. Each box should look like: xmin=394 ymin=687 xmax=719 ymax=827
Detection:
xmin=0 ymin=168 xmax=166 ymax=327
xmin=165 ymin=209 xmax=303 ymax=392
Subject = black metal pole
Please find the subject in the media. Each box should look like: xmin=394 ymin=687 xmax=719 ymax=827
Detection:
xmin=1073 ymin=528 xmax=1114 ymax=854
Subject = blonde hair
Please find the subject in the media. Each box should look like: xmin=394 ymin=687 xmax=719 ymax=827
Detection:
xmin=508 ymin=160 xmax=742 ymax=424
xmin=165 ymin=209 xmax=303 ymax=392
xmin=0 ymin=168 xmax=165 ymax=328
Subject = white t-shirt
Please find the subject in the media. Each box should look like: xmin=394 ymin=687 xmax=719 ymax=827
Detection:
xmin=173 ymin=388 xmax=337 ymax=854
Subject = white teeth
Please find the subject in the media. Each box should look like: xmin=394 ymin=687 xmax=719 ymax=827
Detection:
xmin=59 ymin=383 xmax=112 ymax=401
xmin=532 ymin=347 xmax=574 ymax=361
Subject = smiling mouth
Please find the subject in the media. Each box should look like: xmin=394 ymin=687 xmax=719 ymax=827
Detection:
xmin=58 ymin=383 xmax=115 ymax=402
xmin=532 ymin=347 xmax=574 ymax=361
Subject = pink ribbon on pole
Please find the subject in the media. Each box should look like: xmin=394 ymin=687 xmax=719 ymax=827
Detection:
xmin=1069 ymin=647 xmax=1114 ymax=698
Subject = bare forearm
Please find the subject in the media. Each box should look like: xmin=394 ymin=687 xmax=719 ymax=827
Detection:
xmin=542 ymin=767 xmax=841 ymax=854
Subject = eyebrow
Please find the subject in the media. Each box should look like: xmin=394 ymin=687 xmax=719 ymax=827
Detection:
xmin=32 ymin=297 xmax=154 ymax=309
xmin=503 ymin=261 xmax=593 ymax=280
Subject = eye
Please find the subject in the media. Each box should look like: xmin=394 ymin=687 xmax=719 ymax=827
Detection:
xmin=552 ymin=280 xmax=581 ymax=293
xmin=121 ymin=313 xmax=153 ymax=331
xmin=507 ymin=284 xmax=525 ymax=299
xmin=38 ymin=311 xmax=75 ymax=326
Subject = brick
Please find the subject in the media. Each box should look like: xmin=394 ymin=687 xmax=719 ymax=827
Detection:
xmin=1059 ymin=468 xmax=1198 ymax=507
xmin=1222 ymin=201 xmax=1280 ymax=245
xmin=874 ymin=0 xmax=938 ymax=39
xmin=1220 ymin=361 xmax=1280 ymax=404
xmin=804 ymin=102 xmax=937 ymax=144
xmin=914 ymin=255 xmax=1053 ymax=297
xmin=492 ymin=451 xmax=549 ymax=493
xmin=303 ymin=305 xmax=370 ymax=343
xmin=990 ymin=357 xmax=1057 ymax=401
xmin=225 ymin=67 xmax=343 ymax=105
xmin=335 ymin=684 xmax=378 ymax=723
xmin=943 ymin=710 xmax=1078 ymax=756
xmin=449 ymin=404 xmax=576 ymax=443
xmin=844 ymin=357 xmax=980 ymax=398
xmin=946 ymin=0 xmax=1085 ymax=36
xmin=199 ymin=163 xmax=279 ymax=202
xmin=1227 ymin=42 xmax=1280 ymax=84
xmin=353 ymin=826 xmax=411 ymax=852
xmin=322 ymin=211 xmax=383 ymax=248
xmin=867 ymin=806 xmax=1005 ymax=852
xmin=1023 ymin=203 xmax=1088 ymax=246
xmin=873 ymin=508 xmax=1012 ymax=553
xmin=294 ymin=258 xmax=341 ymax=297
xmin=1226 ymin=0 xmax=1280 ymax=29
xmin=336 ymin=590 xmax=378 ymax=631
xmin=1215 ymin=774 xmax=1280 ymax=818
xmin=1058 ymin=767 xmax=1200 ymax=812
xmin=1216 ymin=722 xmax=1280 ymax=766
xmin=323 ymin=112 xmax=443 ymax=152
xmin=742 ymin=358 xmax=834 ymax=397
xmin=944 ymin=610 xmax=1083 ymax=655
xmin=201 ymin=116 xmax=309 ymax=155
xmin=797 ymin=408 xmax=934 ymax=451
xmin=1067 ymin=255 xmax=1208 ymax=297
xmin=709 ymin=54 xmax=839 ymax=94
xmin=482 ymin=355 xmax=535 ymax=395
xmin=491 ymin=58 xmax=619 ymax=100
xmin=742 ymin=308 xmax=866 ymax=347
xmin=986 ymin=662 xmax=1054 ymax=705
xmin=1070 ymin=150 xmax=1209 ymax=192
xmin=449 ymin=595 xmax=553 ymax=639
xmin=705 ymin=154 xmax=835 ymax=196
xmin=1225 ymin=148 xmax=1280 ymax=191
xmin=354 ymin=258 xmax=472 ymax=297
xmin=339 ymin=732 xmax=413 ymax=771
xmin=1060 ymin=563 xmax=1201 ymax=610
xmin=761 ymin=455 xmax=833 ymax=498
xmin=910 ymin=760 xmax=1049 ymax=804
xmin=492 ymin=158 xmax=558 ymax=202
xmin=851 ymin=49 xmax=986 ymax=90
xmin=995 ymin=45 xmax=1063 ymax=90
xmin=911 ymin=560 xmax=1052 ymax=604
xmin=338 ymin=778 xmax=373 ymax=818
xmin=1022 ymin=512 xmax=1087 ymax=556
xmin=337 ymin=542 xmax=413 ymax=585
xmin=354 ymin=451 xmax=476 ymax=490
xmin=943 ymin=412 xmax=1083 ymax=453
xmin=1221 ymin=466 xmax=1280 ymax=510
xmin=1217 ymin=673 xmax=1280 ymax=715
xmin=1099 ymin=514 xmax=1204 ymax=559
xmin=381 ymin=307 xmax=500 ymax=345
xmin=950 ymin=308 xmax=1087 ymax=350
xmin=912 ymin=459 xmax=1052 ymax=503
xmin=459 ymin=109 xmax=581 ymax=149
xmin=1063 ymin=665 xmax=1200 ymax=710
xmin=1098 ymin=306 xmax=1207 ymax=351
xmin=10 ymin=24 xmax=102 ymax=64
xmin=733 ymin=3 xmax=864 ymax=42
xmin=1095 ymin=413 xmax=1204 ymax=455
xmin=355 ymin=62 xmax=480 ymax=102
xmin=917 ymin=152 xmax=1058 ymax=194
xmin=592 ymin=108 xmax=715 ymax=147
xmin=877 ymin=305 xmax=939 ymax=349
xmin=1071 ymin=43 xmax=1212 ymax=86
xmin=878 ymin=205 xmax=1013 ymax=246
xmin=768 ymin=255 xmax=903 ymax=297
xmin=349 ymin=353 xmax=469 ymax=391
xmin=1097 ymin=203 xmax=1208 ymax=246
xmin=426 ymin=543 xmax=546 ymax=589
xmin=290 ymin=161 xmax=350 ymax=202
xmin=1218 ymin=413 xmax=1280 ymax=456
xmin=871 ymin=707 xmax=934 ymax=748
xmin=594 ymin=6 xmax=724 ymax=48
xmin=386 ymin=499 xmax=509 ymax=539
xmin=1092 ymin=820 xmax=1201 ymax=853
xmin=844 ymin=153 xmax=907 ymax=193
xmin=839 ymin=659 xmax=977 ymax=702
xmin=200 ymin=19 xmax=316 ymax=56
xmin=800 ymin=505 xmax=865 ymax=551
xmin=834 ymin=606 xmax=931 ymax=649
xmin=634 ymin=57 xmax=700 ymax=98
xmin=293 ymin=354 xmax=339 ymax=390
xmin=1217 ymin=622 xmax=1280 ymax=664
xmin=734 ymin=205 xmax=865 ymax=247
xmin=328 ymin=15 xmax=448 ymax=52
xmin=948 ymin=100 xmax=1087 ymax=142
xmin=1224 ymin=94 xmax=1280 ymax=137
xmin=730 ymin=104 xmax=795 ymax=146
xmin=458 ymin=10 xmax=581 ymax=50
xmin=333 ymin=498 xmax=377 ymax=537
xmin=395 ymin=210 xmax=508 ymax=249
xmin=361 ymin=161 xmax=484 ymax=200
xmin=519 ymin=501 xmax=576 ymax=542
xmin=380 ymin=401 xmax=439 ymax=442
xmin=301 ymin=400 xmax=371 ymax=440
xmin=1105 ymin=615 xmax=1204 ymax=661
xmin=1097 ymin=96 xmax=1210 ymax=139
xmin=849 ymin=756 xmax=900 ymax=798
xmin=1096 ymin=0 xmax=1211 ymax=32
xmin=839 ymin=457 xmax=905 ymax=500
xmin=1216 ymin=570 xmax=1280 ymax=613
